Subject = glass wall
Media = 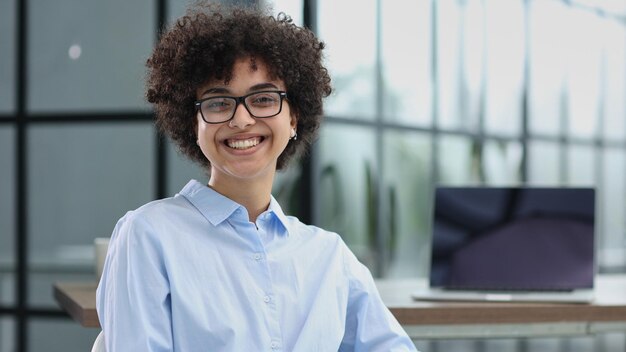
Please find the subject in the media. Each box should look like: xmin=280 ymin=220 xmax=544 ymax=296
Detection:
xmin=27 ymin=0 xmax=154 ymax=113
xmin=313 ymin=0 xmax=626 ymax=349
xmin=316 ymin=0 xmax=626 ymax=278
xmin=0 ymin=128 xmax=15 ymax=306
xmin=27 ymin=124 xmax=155 ymax=306
xmin=0 ymin=0 xmax=15 ymax=114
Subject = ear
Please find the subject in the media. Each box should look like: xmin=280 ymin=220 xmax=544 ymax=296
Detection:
xmin=290 ymin=113 xmax=297 ymax=129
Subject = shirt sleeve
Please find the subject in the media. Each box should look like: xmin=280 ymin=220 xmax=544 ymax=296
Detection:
xmin=339 ymin=243 xmax=418 ymax=352
xmin=96 ymin=212 xmax=173 ymax=351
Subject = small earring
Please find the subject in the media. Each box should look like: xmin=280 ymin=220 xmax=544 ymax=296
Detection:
xmin=290 ymin=129 xmax=297 ymax=141
xmin=196 ymin=140 xmax=200 ymax=146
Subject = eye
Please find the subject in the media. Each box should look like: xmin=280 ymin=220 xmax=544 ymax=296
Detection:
xmin=249 ymin=93 xmax=279 ymax=107
xmin=203 ymin=98 xmax=234 ymax=112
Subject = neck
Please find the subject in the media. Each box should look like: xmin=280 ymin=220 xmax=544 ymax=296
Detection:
xmin=208 ymin=173 xmax=274 ymax=223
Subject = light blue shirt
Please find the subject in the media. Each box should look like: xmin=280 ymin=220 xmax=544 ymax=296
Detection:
xmin=96 ymin=180 xmax=417 ymax=351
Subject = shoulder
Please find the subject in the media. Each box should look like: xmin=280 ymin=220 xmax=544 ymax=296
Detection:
xmin=111 ymin=195 xmax=196 ymax=243
xmin=131 ymin=194 xmax=195 ymax=220
xmin=118 ymin=194 xmax=198 ymax=227
xmin=283 ymin=216 xmax=359 ymax=267
xmin=285 ymin=216 xmax=345 ymax=245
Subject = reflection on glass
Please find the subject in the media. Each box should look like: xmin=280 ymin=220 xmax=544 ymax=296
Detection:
xmin=528 ymin=1 xmax=568 ymax=136
xmin=433 ymin=340 xmax=479 ymax=351
xmin=0 ymin=318 xmax=15 ymax=352
xmin=382 ymin=131 xmax=431 ymax=278
xmin=381 ymin=1 xmax=431 ymax=126
xmin=436 ymin=0 xmax=463 ymax=130
xmin=0 ymin=128 xmax=14 ymax=305
xmin=0 ymin=129 xmax=14 ymax=261
xmin=29 ymin=319 xmax=100 ymax=351
xmin=27 ymin=124 xmax=155 ymax=305
xmin=526 ymin=338 xmax=572 ymax=352
xmin=600 ymin=148 xmax=625 ymax=270
xmin=528 ymin=140 xmax=560 ymax=185
xmin=460 ymin=0 xmax=486 ymax=133
xmin=483 ymin=140 xmax=522 ymax=186
xmin=29 ymin=272 xmax=95 ymax=308
xmin=483 ymin=339 xmax=521 ymax=352
xmin=566 ymin=8 xmax=602 ymax=139
xmin=0 ymin=0 xmax=15 ymax=113
xmin=265 ymin=0 xmax=303 ymax=26
xmin=317 ymin=124 xmax=376 ymax=270
xmin=437 ymin=135 xmax=477 ymax=185
xmin=272 ymin=161 xmax=303 ymax=218
xmin=167 ymin=0 xmax=196 ymax=25
xmin=318 ymin=0 xmax=376 ymax=120
xmin=602 ymin=21 xmax=626 ymax=141
xmin=0 ymin=273 xmax=14 ymax=308
xmin=28 ymin=0 xmax=154 ymax=112
xmin=566 ymin=144 xmax=595 ymax=186
xmin=166 ymin=140 xmax=207 ymax=196
xmin=484 ymin=0 xmax=524 ymax=136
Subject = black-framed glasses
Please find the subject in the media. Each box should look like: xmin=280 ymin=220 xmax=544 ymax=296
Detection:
xmin=194 ymin=90 xmax=288 ymax=124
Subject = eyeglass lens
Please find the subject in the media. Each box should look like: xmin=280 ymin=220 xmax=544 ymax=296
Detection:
xmin=199 ymin=91 xmax=283 ymax=123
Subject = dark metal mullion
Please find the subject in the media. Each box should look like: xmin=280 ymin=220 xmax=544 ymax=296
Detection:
xmin=155 ymin=0 xmax=168 ymax=199
xmin=325 ymin=115 xmax=515 ymax=141
xmin=0 ymin=306 xmax=18 ymax=315
xmin=23 ymin=112 xmax=153 ymax=122
xmin=15 ymin=0 xmax=28 ymax=350
xmin=324 ymin=116 xmax=621 ymax=149
xmin=16 ymin=308 xmax=70 ymax=318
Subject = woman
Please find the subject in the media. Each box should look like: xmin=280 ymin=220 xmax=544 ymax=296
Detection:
xmin=96 ymin=4 xmax=417 ymax=351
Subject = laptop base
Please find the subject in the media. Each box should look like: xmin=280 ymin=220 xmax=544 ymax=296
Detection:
xmin=412 ymin=288 xmax=595 ymax=304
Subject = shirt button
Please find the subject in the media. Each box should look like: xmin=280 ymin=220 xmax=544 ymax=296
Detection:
xmin=263 ymin=295 xmax=271 ymax=303
xmin=254 ymin=253 xmax=262 ymax=261
xmin=270 ymin=341 xmax=279 ymax=349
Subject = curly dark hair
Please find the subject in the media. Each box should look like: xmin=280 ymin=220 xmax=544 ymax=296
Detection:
xmin=146 ymin=3 xmax=332 ymax=171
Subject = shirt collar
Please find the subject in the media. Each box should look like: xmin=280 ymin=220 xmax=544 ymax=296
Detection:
xmin=179 ymin=180 xmax=291 ymax=236
xmin=267 ymin=196 xmax=292 ymax=236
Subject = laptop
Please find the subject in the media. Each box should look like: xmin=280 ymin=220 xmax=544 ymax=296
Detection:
xmin=412 ymin=186 xmax=596 ymax=304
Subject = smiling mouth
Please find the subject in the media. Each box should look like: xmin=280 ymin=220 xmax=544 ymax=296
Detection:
xmin=225 ymin=137 xmax=263 ymax=150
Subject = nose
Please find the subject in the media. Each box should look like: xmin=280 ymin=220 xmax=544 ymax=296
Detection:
xmin=229 ymin=102 xmax=255 ymax=129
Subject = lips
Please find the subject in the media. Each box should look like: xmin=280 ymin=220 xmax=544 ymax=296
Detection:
xmin=225 ymin=136 xmax=263 ymax=150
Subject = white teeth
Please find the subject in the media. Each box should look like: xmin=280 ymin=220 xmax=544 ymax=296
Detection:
xmin=227 ymin=137 xmax=261 ymax=150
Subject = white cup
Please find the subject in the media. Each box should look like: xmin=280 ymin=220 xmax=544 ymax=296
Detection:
xmin=94 ymin=237 xmax=110 ymax=281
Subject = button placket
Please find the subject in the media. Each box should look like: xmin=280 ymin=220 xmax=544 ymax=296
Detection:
xmin=249 ymin=219 xmax=281 ymax=352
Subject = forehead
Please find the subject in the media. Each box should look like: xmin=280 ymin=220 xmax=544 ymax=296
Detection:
xmin=199 ymin=57 xmax=284 ymax=93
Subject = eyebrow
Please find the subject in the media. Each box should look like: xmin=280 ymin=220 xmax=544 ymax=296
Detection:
xmin=200 ymin=82 xmax=281 ymax=97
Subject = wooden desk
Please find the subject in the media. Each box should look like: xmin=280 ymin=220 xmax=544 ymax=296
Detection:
xmin=54 ymin=282 xmax=99 ymax=328
xmin=54 ymin=275 xmax=626 ymax=339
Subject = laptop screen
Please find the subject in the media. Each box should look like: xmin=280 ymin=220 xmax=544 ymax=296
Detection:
xmin=429 ymin=187 xmax=595 ymax=291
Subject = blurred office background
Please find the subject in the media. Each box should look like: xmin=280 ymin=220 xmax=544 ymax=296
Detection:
xmin=1 ymin=0 xmax=626 ymax=350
